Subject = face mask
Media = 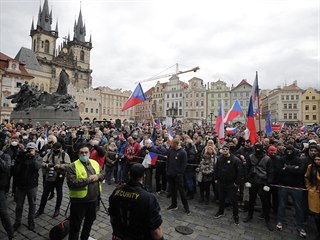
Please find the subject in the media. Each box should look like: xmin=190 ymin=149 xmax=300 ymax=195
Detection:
xmin=53 ymin=149 xmax=60 ymax=154
xmin=268 ymin=153 xmax=276 ymax=158
xmin=93 ymin=140 xmax=99 ymax=146
xmin=79 ymin=155 xmax=89 ymax=162
xmin=11 ymin=142 xmax=18 ymax=146
xmin=23 ymin=136 xmax=28 ymax=140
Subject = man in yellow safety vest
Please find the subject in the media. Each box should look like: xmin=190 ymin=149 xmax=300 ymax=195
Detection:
xmin=66 ymin=145 xmax=104 ymax=240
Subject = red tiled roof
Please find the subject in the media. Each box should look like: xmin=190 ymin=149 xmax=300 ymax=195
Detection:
xmin=0 ymin=52 xmax=33 ymax=79
xmin=283 ymin=83 xmax=302 ymax=91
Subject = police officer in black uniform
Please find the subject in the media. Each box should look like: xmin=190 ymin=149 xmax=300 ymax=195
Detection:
xmin=109 ymin=163 xmax=164 ymax=240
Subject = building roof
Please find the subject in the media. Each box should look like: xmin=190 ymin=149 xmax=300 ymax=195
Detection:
xmin=0 ymin=52 xmax=33 ymax=78
xmin=282 ymin=82 xmax=303 ymax=91
xmin=231 ymin=79 xmax=252 ymax=91
xmin=15 ymin=47 xmax=42 ymax=71
xmin=145 ymin=87 xmax=154 ymax=96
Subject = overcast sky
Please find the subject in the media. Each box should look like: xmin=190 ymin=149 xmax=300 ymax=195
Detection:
xmin=0 ymin=0 xmax=319 ymax=92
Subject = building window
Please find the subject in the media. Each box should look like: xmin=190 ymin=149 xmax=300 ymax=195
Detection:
xmin=211 ymin=100 xmax=214 ymax=106
xmin=293 ymin=103 xmax=297 ymax=109
xmin=306 ymin=115 xmax=309 ymax=120
xmin=180 ymin=93 xmax=182 ymax=97
xmin=284 ymin=104 xmax=287 ymax=109
xmin=196 ymin=93 xmax=199 ymax=97
xmin=179 ymin=101 xmax=182 ymax=107
xmin=196 ymin=102 xmax=199 ymax=107
xmin=312 ymin=96 xmax=315 ymax=100
xmin=103 ymin=109 xmax=106 ymax=114
xmin=179 ymin=109 xmax=182 ymax=115
xmin=293 ymin=113 xmax=297 ymax=119
xmin=16 ymin=82 xmax=22 ymax=88
xmin=85 ymin=108 xmax=88 ymax=113
xmin=186 ymin=112 xmax=188 ymax=117
xmin=186 ymin=102 xmax=188 ymax=107
xmin=201 ymin=111 xmax=204 ymax=117
xmin=176 ymin=93 xmax=178 ymax=98
xmin=218 ymin=93 xmax=221 ymax=98
xmin=289 ymin=113 xmax=292 ymax=119
xmin=91 ymin=108 xmax=93 ymax=113
xmin=313 ymin=105 xmax=316 ymax=110
xmin=284 ymin=113 xmax=287 ymax=119
xmin=80 ymin=50 xmax=85 ymax=61
xmin=196 ymin=112 xmax=199 ymax=117
xmin=313 ymin=115 xmax=317 ymax=120
xmin=44 ymin=40 xmax=49 ymax=53
xmin=190 ymin=102 xmax=192 ymax=107
xmin=291 ymin=95 xmax=294 ymax=100
xmin=172 ymin=94 xmax=174 ymax=98
xmin=281 ymin=95 xmax=284 ymax=100
xmin=186 ymin=94 xmax=188 ymax=98
xmin=286 ymin=96 xmax=289 ymax=100
xmin=305 ymin=105 xmax=309 ymax=110
xmin=201 ymin=101 xmax=204 ymax=106
xmin=306 ymin=96 xmax=310 ymax=100
xmin=211 ymin=93 xmax=214 ymax=98
xmin=33 ymin=39 xmax=36 ymax=52
xmin=296 ymin=95 xmax=299 ymax=100
xmin=201 ymin=93 xmax=204 ymax=97
xmin=96 ymin=109 xmax=98 ymax=114
xmin=167 ymin=94 xmax=169 ymax=99
xmin=288 ymin=104 xmax=292 ymax=109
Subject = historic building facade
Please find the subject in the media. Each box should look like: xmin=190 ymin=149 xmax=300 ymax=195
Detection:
xmin=184 ymin=77 xmax=206 ymax=124
xmin=301 ymin=87 xmax=320 ymax=125
xmin=0 ymin=53 xmax=34 ymax=122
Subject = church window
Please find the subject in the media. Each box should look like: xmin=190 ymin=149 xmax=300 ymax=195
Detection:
xmin=44 ymin=40 xmax=49 ymax=53
xmin=80 ymin=50 xmax=85 ymax=61
xmin=33 ymin=40 xmax=36 ymax=52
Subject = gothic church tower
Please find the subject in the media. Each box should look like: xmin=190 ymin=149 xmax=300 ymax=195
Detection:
xmin=29 ymin=0 xmax=92 ymax=92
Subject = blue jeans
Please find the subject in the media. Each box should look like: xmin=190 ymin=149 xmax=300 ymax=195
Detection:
xmin=277 ymin=187 xmax=305 ymax=229
xmin=184 ymin=171 xmax=195 ymax=194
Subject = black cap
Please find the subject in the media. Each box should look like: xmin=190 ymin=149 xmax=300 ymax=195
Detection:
xmin=52 ymin=142 xmax=62 ymax=149
xmin=130 ymin=163 xmax=145 ymax=179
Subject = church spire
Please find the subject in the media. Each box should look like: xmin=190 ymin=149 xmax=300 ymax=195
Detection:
xmin=36 ymin=0 xmax=52 ymax=32
xmin=31 ymin=17 xmax=34 ymax=31
xmin=73 ymin=8 xmax=86 ymax=42
xmin=55 ymin=19 xmax=58 ymax=33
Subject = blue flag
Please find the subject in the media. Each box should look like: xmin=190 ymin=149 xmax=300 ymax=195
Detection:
xmin=265 ymin=111 xmax=272 ymax=136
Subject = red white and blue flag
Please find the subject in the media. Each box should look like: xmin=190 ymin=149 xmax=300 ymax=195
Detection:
xmin=265 ymin=111 xmax=273 ymax=136
xmin=142 ymin=152 xmax=158 ymax=167
xmin=215 ymin=101 xmax=225 ymax=143
xmin=226 ymin=127 xmax=237 ymax=135
xmin=250 ymin=71 xmax=259 ymax=104
xmin=300 ymin=125 xmax=307 ymax=132
xmin=224 ymin=99 xmax=243 ymax=123
xmin=122 ymin=83 xmax=146 ymax=111
xmin=246 ymin=96 xmax=258 ymax=144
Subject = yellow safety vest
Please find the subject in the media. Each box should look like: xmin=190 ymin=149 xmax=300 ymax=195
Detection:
xmin=69 ymin=159 xmax=102 ymax=198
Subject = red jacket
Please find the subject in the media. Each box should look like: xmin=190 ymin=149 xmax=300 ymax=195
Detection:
xmin=90 ymin=147 xmax=106 ymax=169
xmin=124 ymin=141 xmax=141 ymax=164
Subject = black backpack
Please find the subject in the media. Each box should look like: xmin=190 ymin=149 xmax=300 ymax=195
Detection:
xmin=49 ymin=217 xmax=70 ymax=240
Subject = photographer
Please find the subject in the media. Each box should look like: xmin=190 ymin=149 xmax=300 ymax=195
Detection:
xmin=35 ymin=142 xmax=71 ymax=218
xmin=13 ymin=142 xmax=42 ymax=231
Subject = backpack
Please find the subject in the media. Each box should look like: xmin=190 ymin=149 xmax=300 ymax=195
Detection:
xmin=49 ymin=217 xmax=70 ymax=240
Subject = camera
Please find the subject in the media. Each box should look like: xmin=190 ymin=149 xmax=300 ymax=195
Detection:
xmin=48 ymin=167 xmax=55 ymax=178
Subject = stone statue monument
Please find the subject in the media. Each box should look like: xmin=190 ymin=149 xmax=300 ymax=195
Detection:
xmin=7 ymin=70 xmax=80 ymax=126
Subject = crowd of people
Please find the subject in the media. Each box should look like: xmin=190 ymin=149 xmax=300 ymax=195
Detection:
xmin=0 ymin=119 xmax=319 ymax=240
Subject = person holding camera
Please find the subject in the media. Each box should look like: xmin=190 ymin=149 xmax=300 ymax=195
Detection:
xmin=35 ymin=142 xmax=71 ymax=218
xmin=13 ymin=142 xmax=42 ymax=231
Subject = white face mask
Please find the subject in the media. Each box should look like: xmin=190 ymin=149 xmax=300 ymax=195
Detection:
xmin=11 ymin=142 xmax=18 ymax=146
xmin=23 ymin=136 xmax=28 ymax=140
xmin=92 ymin=140 xmax=99 ymax=146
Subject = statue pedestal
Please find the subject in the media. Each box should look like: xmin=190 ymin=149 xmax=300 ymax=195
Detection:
xmin=11 ymin=108 xmax=81 ymax=126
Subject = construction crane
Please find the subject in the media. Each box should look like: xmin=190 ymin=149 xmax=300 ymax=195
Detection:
xmin=135 ymin=63 xmax=200 ymax=84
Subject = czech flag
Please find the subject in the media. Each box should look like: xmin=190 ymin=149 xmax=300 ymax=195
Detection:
xmin=250 ymin=71 xmax=259 ymax=104
xmin=142 ymin=152 xmax=158 ymax=167
xmin=300 ymin=125 xmax=307 ymax=132
xmin=215 ymin=101 xmax=225 ymax=143
xmin=122 ymin=83 xmax=146 ymax=111
xmin=226 ymin=127 xmax=237 ymax=135
xmin=224 ymin=100 xmax=243 ymax=123
xmin=246 ymin=96 xmax=258 ymax=144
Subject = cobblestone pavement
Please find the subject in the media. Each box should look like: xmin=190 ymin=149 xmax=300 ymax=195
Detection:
xmin=1 ymin=175 xmax=318 ymax=240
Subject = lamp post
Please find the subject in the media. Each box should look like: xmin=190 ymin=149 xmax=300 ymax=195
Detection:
xmin=210 ymin=112 xmax=214 ymax=128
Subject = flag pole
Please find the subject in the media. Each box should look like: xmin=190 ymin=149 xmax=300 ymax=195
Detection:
xmin=258 ymin=95 xmax=262 ymax=142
